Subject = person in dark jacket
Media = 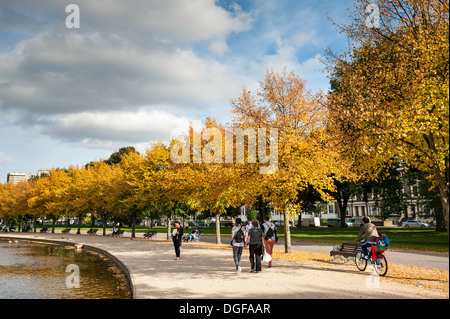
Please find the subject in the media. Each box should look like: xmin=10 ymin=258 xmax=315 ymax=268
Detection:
xmin=245 ymin=219 xmax=264 ymax=272
xmin=171 ymin=221 xmax=184 ymax=260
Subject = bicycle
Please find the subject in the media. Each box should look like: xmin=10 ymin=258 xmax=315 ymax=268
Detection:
xmin=355 ymin=243 xmax=388 ymax=276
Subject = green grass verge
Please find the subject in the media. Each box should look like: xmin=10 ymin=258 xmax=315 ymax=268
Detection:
xmin=37 ymin=225 xmax=448 ymax=253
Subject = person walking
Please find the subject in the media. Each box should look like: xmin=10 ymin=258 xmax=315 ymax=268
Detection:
xmin=246 ymin=219 xmax=264 ymax=273
xmin=261 ymin=216 xmax=277 ymax=268
xmin=244 ymin=220 xmax=252 ymax=249
xmin=171 ymin=221 xmax=184 ymax=261
xmin=231 ymin=218 xmax=247 ymax=275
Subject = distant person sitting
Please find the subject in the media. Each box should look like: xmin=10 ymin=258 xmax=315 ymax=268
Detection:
xmin=187 ymin=229 xmax=199 ymax=242
xmin=108 ymin=225 xmax=117 ymax=236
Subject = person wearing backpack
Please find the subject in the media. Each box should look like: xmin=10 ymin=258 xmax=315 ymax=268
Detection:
xmin=261 ymin=216 xmax=277 ymax=268
xmin=231 ymin=218 xmax=247 ymax=275
xmin=246 ymin=219 xmax=264 ymax=273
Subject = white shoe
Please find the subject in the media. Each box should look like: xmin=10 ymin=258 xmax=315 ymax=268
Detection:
xmin=237 ymin=266 xmax=241 ymax=275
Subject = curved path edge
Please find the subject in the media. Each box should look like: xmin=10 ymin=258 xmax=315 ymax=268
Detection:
xmin=0 ymin=233 xmax=136 ymax=299
xmin=1 ymin=232 xmax=448 ymax=300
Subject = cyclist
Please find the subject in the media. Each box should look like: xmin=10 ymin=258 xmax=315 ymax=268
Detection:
xmin=355 ymin=217 xmax=379 ymax=260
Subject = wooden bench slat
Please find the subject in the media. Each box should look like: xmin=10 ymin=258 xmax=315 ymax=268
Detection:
xmin=330 ymin=242 xmax=361 ymax=259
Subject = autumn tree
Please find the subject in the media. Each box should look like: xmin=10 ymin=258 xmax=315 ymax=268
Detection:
xmin=168 ymin=120 xmax=253 ymax=244
xmin=105 ymin=146 xmax=138 ymax=165
xmin=231 ymin=70 xmax=348 ymax=252
xmin=0 ymin=182 xmax=14 ymax=224
xmin=28 ymin=169 xmax=70 ymax=233
xmin=86 ymin=161 xmax=123 ymax=235
xmin=325 ymin=0 xmax=449 ymax=236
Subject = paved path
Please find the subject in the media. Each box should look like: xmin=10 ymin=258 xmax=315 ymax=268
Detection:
xmin=1 ymin=231 xmax=447 ymax=300
xmin=196 ymin=235 xmax=449 ymax=271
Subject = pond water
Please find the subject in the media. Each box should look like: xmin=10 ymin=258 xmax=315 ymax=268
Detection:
xmin=0 ymin=238 xmax=132 ymax=299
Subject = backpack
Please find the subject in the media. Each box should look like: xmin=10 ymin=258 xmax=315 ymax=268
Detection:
xmin=234 ymin=227 xmax=245 ymax=243
xmin=264 ymin=223 xmax=274 ymax=240
xmin=377 ymin=236 xmax=390 ymax=251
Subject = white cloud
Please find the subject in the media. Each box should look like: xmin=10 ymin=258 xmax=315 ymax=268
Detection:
xmin=41 ymin=108 xmax=201 ymax=147
xmin=0 ymin=0 xmax=253 ymax=150
xmin=208 ymin=39 xmax=230 ymax=56
xmin=0 ymin=152 xmax=13 ymax=165
xmin=0 ymin=31 xmax=243 ymax=117
xmin=0 ymin=0 xmax=349 ymax=174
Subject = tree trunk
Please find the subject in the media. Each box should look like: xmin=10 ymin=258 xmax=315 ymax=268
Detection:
xmin=283 ymin=208 xmax=291 ymax=253
xmin=337 ymin=196 xmax=349 ymax=228
xmin=102 ymin=214 xmax=107 ymax=236
xmin=131 ymin=213 xmax=136 ymax=238
xmin=51 ymin=218 xmax=56 ymax=233
xmin=215 ymin=213 xmax=221 ymax=245
xmin=77 ymin=217 xmax=82 ymax=234
xmin=166 ymin=215 xmax=171 ymax=240
xmin=297 ymin=212 xmax=302 ymax=228
xmin=33 ymin=217 xmax=37 ymax=233
xmin=434 ymin=168 xmax=449 ymax=240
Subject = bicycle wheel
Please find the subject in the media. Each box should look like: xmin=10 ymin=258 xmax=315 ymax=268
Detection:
xmin=355 ymin=251 xmax=367 ymax=271
xmin=373 ymin=253 xmax=388 ymax=276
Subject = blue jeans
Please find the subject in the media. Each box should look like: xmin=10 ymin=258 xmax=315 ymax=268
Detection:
xmin=361 ymin=241 xmax=376 ymax=257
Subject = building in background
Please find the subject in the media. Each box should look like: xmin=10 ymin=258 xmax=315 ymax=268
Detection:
xmin=6 ymin=172 xmax=27 ymax=185
xmin=6 ymin=169 xmax=50 ymax=185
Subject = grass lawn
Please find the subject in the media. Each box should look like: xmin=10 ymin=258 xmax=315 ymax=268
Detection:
xmin=41 ymin=225 xmax=449 ymax=253
xmin=285 ymin=226 xmax=449 ymax=253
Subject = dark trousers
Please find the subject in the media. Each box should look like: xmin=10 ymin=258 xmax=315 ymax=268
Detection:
xmin=173 ymin=240 xmax=181 ymax=258
xmin=233 ymin=246 xmax=243 ymax=269
xmin=249 ymin=244 xmax=262 ymax=271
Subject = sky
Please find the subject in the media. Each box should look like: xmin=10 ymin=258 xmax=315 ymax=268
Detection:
xmin=0 ymin=0 xmax=354 ymax=183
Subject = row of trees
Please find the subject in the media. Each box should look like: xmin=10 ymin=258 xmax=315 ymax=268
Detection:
xmin=325 ymin=0 xmax=448 ymax=233
xmin=1 ymin=0 xmax=448 ymax=246
xmin=0 ymin=71 xmax=348 ymax=253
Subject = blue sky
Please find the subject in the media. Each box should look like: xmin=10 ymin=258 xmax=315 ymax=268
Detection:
xmin=0 ymin=0 xmax=353 ymax=183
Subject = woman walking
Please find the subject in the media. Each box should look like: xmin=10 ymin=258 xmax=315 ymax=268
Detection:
xmin=231 ymin=218 xmax=247 ymax=275
xmin=171 ymin=221 xmax=184 ymax=261
xmin=246 ymin=219 xmax=264 ymax=273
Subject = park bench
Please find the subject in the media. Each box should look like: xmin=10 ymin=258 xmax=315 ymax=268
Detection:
xmin=330 ymin=242 xmax=360 ymax=264
xmin=143 ymin=231 xmax=157 ymax=239
xmin=87 ymin=228 xmax=98 ymax=235
xmin=112 ymin=229 xmax=124 ymax=237
xmin=61 ymin=228 xmax=71 ymax=234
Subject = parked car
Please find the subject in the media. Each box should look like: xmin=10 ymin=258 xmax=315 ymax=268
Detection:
xmin=346 ymin=217 xmax=364 ymax=227
xmin=398 ymin=217 xmax=415 ymax=227
xmin=327 ymin=218 xmax=352 ymax=227
xmin=197 ymin=222 xmax=210 ymax=227
xmin=402 ymin=220 xmax=430 ymax=228
xmin=274 ymin=221 xmax=293 ymax=227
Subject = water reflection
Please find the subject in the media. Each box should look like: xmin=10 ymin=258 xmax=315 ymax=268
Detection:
xmin=0 ymin=239 xmax=131 ymax=299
